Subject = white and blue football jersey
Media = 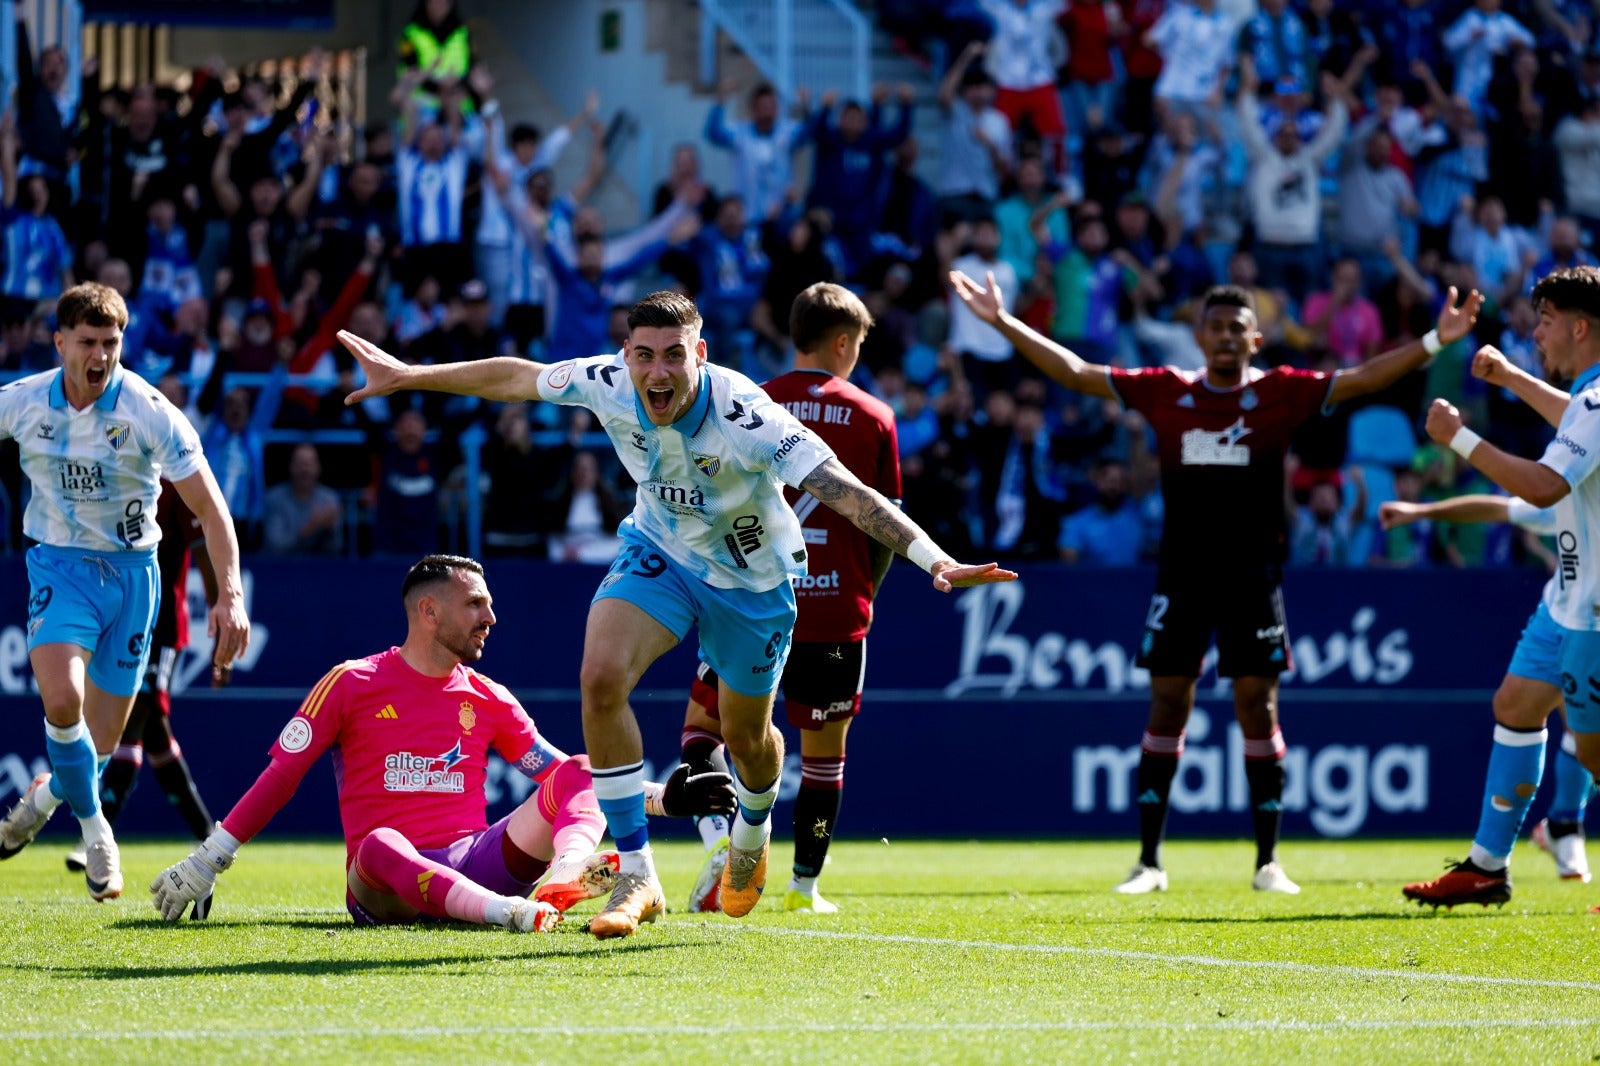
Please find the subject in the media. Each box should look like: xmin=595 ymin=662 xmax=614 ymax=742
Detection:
xmin=1531 ymin=367 xmax=1600 ymax=631
xmin=0 ymin=367 xmax=205 ymax=552
xmin=536 ymin=353 xmax=836 ymax=592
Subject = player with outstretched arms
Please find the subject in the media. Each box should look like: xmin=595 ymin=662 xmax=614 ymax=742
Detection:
xmin=1403 ymin=267 xmax=1600 ymax=907
xmin=338 ymin=291 xmax=1015 ymax=938
xmin=949 ymin=269 xmax=1481 ymax=894
xmin=0 ymin=282 xmax=249 ymax=901
xmin=150 ymin=555 xmax=736 ymax=928
xmin=679 ymin=282 xmax=901 ymax=915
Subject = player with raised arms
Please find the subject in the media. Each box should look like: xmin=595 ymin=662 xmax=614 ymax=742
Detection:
xmin=150 ymin=554 xmax=737 ymax=928
xmin=0 ymin=282 xmax=249 ymax=901
xmin=949 ymin=268 xmax=1481 ymax=894
xmin=677 ymin=282 xmax=901 ymax=915
xmin=338 ymin=291 xmax=1015 ymax=938
xmin=1402 ymin=267 xmax=1600 ymax=907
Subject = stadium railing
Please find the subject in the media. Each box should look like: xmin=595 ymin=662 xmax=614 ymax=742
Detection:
xmin=699 ymin=0 xmax=870 ymax=104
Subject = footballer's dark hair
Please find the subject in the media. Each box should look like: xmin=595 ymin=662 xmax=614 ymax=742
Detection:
xmin=790 ymin=282 xmax=874 ymax=355
xmin=401 ymin=554 xmax=484 ymax=609
xmin=627 ymin=290 xmax=703 ymax=333
xmin=1200 ymin=285 xmax=1257 ymax=317
xmin=1531 ymin=266 xmax=1600 ymax=321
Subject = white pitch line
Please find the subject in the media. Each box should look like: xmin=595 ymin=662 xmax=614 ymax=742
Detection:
xmin=3 ymin=1019 xmax=1600 ymax=1042
xmin=737 ymin=927 xmax=1600 ymax=994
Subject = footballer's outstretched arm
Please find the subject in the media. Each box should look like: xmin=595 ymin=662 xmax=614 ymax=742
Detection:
xmin=948 ymin=269 xmax=1117 ymax=399
xmin=800 ymin=457 xmax=1018 ymax=591
xmin=1379 ymin=495 xmax=1513 ymax=527
xmin=339 ymin=330 xmax=548 ymax=404
xmin=1425 ymin=399 xmax=1571 ymax=507
xmin=1327 ymin=286 xmax=1482 ymax=406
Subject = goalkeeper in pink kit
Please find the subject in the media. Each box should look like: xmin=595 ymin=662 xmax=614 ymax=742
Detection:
xmin=150 ymin=555 xmax=735 ymax=931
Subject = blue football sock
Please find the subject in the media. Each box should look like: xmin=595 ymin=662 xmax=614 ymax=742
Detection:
xmin=590 ymin=761 xmax=649 ymax=854
xmin=1471 ymin=725 xmax=1547 ymax=865
xmin=1548 ymin=735 xmax=1595 ymax=825
xmin=43 ymin=719 xmax=101 ymax=819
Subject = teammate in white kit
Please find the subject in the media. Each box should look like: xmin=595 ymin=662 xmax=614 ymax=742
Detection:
xmin=1405 ymin=266 xmax=1600 ymax=907
xmin=0 ymin=282 xmax=249 ymax=899
xmin=339 ymin=291 xmax=1016 ymax=938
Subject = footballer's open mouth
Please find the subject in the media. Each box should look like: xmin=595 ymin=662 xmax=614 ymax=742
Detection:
xmin=646 ymin=386 xmax=674 ymax=416
xmin=85 ymin=366 xmax=107 ymax=388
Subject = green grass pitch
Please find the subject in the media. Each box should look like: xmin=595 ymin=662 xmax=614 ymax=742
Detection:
xmin=4 ymin=839 xmax=1600 ymax=1064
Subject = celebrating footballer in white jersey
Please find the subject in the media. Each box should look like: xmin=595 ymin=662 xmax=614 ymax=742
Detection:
xmin=536 ymin=352 xmax=829 ymax=593
xmin=338 ymin=291 xmax=1015 ymax=939
xmin=1404 ymin=266 xmax=1600 ymax=909
xmin=0 ymin=282 xmax=249 ymax=903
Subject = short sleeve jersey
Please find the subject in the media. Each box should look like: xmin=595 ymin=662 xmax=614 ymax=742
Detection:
xmin=1526 ymin=368 xmax=1600 ymax=631
xmin=536 ymin=354 xmax=836 ymax=592
xmin=0 ymin=367 xmax=205 ymax=552
xmin=1108 ymin=365 xmax=1333 ymax=568
xmin=264 ymin=649 xmax=541 ymax=861
xmin=762 ymin=369 xmax=901 ymax=642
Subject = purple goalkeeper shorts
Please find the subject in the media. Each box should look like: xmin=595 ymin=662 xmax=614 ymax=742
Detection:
xmin=345 ymin=812 xmax=534 ymax=926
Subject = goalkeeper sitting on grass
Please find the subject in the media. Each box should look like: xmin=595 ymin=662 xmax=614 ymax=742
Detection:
xmin=151 ymin=554 xmax=735 ymax=931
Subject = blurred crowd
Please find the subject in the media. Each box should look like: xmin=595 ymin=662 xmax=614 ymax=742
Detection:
xmin=0 ymin=0 xmax=1589 ymax=572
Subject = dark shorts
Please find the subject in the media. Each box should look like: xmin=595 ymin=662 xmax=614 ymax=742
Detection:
xmin=1137 ymin=565 xmax=1292 ymax=679
xmin=345 ymin=813 xmax=532 ymax=926
xmin=139 ymin=646 xmax=178 ymax=699
xmin=782 ymin=640 xmax=866 ymax=730
xmin=691 ymin=640 xmax=867 ymax=730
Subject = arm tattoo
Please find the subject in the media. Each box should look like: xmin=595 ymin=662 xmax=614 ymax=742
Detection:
xmin=802 ymin=459 xmax=923 ymax=555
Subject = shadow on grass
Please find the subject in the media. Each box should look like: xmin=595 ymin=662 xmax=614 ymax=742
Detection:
xmin=4 ymin=940 xmax=694 ymax=980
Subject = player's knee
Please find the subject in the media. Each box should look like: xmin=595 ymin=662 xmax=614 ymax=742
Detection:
xmin=1490 ymin=686 xmax=1547 ymax=728
xmin=357 ymin=826 xmax=406 ymax=862
xmin=578 ymin=657 xmax=631 ymax=712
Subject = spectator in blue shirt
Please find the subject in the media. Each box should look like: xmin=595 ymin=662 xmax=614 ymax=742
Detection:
xmin=0 ymin=115 xmax=72 ymax=320
xmin=691 ymin=195 xmax=769 ymax=370
xmin=808 ymin=83 xmax=915 ymax=276
xmin=1059 ymin=459 xmax=1148 ymax=567
xmin=704 ymin=80 xmax=821 ymax=221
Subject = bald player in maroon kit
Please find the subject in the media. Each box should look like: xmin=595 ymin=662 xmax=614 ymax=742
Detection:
xmin=680 ymin=282 xmax=900 ymax=915
xmin=951 ymin=269 xmax=1482 ymax=895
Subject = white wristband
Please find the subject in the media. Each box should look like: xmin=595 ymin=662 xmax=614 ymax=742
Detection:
xmin=1421 ymin=329 xmax=1443 ymax=356
xmin=906 ymin=536 xmax=943 ymax=574
xmin=1448 ymin=425 xmax=1482 ymax=460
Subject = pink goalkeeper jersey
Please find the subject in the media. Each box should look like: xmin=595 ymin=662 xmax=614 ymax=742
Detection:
xmin=221 ymin=648 xmax=540 ymax=863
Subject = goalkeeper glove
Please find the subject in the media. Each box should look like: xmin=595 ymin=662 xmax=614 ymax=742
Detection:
xmin=150 ymin=833 xmax=236 ymax=921
xmin=655 ymin=763 xmax=738 ymax=818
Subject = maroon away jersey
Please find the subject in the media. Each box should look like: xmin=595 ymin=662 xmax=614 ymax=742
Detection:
xmin=1108 ymin=365 xmax=1333 ymax=567
xmin=762 ymin=369 xmax=901 ymax=642
xmin=153 ymin=480 xmax=204 ymax=649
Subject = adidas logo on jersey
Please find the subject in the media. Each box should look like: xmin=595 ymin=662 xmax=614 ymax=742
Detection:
xmin=375 ymin=704 xmax=399 ymax=720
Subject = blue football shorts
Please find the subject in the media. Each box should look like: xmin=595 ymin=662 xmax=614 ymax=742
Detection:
xmin=1510 ymin=601 xmax=1600 ymax=733
xmin=592 ymin=526 xmax=796 ymax=697
xmin=25 ymin=544 xmax=160 ymax=698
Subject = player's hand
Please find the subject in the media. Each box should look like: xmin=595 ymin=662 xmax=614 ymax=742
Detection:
xmin=1471 ymin=344 xmax=1511 ymax=384
xmin=1434 ymin=285 xmax=1484 ymax=346
xmin=209 ymin=593 xmax=249 ymax=674
xmin=1378 ymin=501 xmax=1421 ymax=530
xmin=1425 ymin=398 xmax=1465 ymax=445
xmin=930 ymin=560 xmax=1019 ymax=592
xmin=948 ymin=269 xmax=1006 ymax=327
xmin=339 ymin=330 xmax=414 ymax=404
xmin=658 ymin=764 xmax=737 ymax=818
xmin=150 ymin=839 xmax=233 ymax=921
